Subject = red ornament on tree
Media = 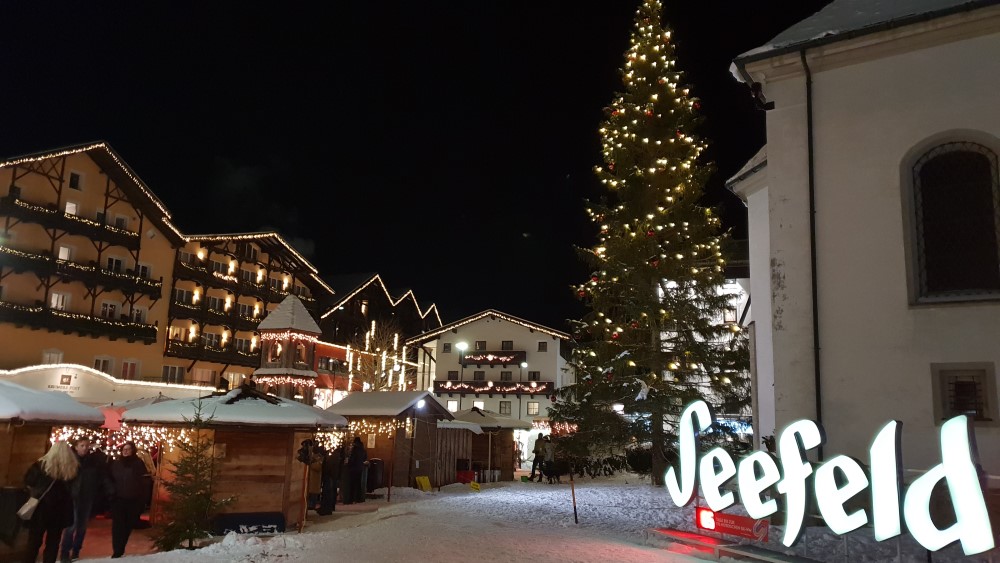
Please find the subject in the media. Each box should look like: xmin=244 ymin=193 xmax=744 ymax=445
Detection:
xmin=631 ymin=321 xmax=639 ymax=329
xmin=646 ymin=229 xmax=655 ymax=237
xmin=591 ymin=274 xmax=599 ymax=282
xmin=693 ymin=101 xmax=702 ymax=110
xmin=611 ymin=332 xmax=620 ymax=340
xmin=577 ymin=290 xmax=587 ymax=299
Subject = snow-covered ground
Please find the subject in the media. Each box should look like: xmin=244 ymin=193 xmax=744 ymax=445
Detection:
xmin=98 ymin=474 xmax=989 ymax=562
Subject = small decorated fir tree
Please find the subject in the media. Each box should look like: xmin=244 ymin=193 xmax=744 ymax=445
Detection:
xmin=153 ymin=401 xmax=234 ymax=551
xmin=550 ymin=0 xmax=750 ymax=485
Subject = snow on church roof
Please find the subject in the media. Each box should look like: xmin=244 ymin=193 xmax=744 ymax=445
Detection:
xmin=736 ymin=0 xmax=1000 ymax=63
xmin=257 ymin=294 xmax=321 ymax=334
xmin=122 ymin=386 xmax=346 ymax=429
xmin=0 ymin=380 xmax=105 ymax=424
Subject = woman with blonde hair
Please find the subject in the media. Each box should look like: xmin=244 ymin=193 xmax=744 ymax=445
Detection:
xmin=23 ymin=441 xmax=79 ymax=563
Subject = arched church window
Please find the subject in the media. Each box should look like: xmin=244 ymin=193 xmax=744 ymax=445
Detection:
xmin=912 ymin=142 xmax=1000 ymax=300
xmin=268 ymin=342 xmax=283 ymax=362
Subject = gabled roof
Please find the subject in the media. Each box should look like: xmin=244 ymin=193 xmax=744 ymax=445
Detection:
xmin=0 ymin=142 xmax=186 ymax=245
xmin=319 ymin=273 xmax=441 ymax=325
xmin=726 ymin=145 xmax=767 ymax=191
xmin=257 ymin=295 xmax=322 ymax=333
xmin=327 ymin=390 xmax=450 ymax=418
xmin=186 ymin=231 xmax=332 ymax=289
xmin=122 ymin=386 xmax=347 ymax=429
xmin=736 ymin=0 xmax=1000 ymax=64
xmin=405 ymin=309 xmax=570 ymax=346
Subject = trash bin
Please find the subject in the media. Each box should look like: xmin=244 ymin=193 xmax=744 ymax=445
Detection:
xmin=367 ymin=458 xmax=384 ymax=492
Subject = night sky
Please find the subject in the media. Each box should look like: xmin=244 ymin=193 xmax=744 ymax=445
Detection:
xmin=1 ymin=2 xmax=829 ymax=331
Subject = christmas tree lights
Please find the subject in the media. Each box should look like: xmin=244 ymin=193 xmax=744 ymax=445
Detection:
xmin=549 ymin=0 xmax=750 ymax=485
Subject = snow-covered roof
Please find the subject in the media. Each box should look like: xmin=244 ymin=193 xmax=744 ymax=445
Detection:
xmin=452 ymin=408 xmax=532 ymax=430
xmin=122 ymin=386 xmax=346 ymax=429
xmin=436 ymin=420 xmax=484 ymax=434
xmin=736 ymin=0 xmax=1000 ymax=63
xmin=406 ymin=309 xmax=570 ymax=345
xmin=725 ymin=145 xmax=767 ymax=189
xmin=328 ymin=391 xmax=451 ymax=418
xmin=0 ymin=380 xmax=105 ymax=424
xmin=257 ymin=295 xmax=321 ymax=334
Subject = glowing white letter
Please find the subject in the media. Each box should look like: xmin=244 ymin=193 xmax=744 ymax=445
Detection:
xmin=903 ymin=416 xmax=994 ymax=555
xmin=776 ymin=419 xmax=823 ymax=546
xmin=736 ymin=451 xmax=781 ymax=519
xmin=700 ymin=447 xmax=736 ymax=511
xmin=665 ymin=400 xmax=712 ymax=506
xmin=869 ymin=420 xmax=902 ymax=541
xmin=814 ymin=455 xmax=869 ymax=534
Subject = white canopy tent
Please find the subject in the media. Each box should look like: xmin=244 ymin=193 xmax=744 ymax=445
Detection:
xmin=452 ymin=408 xmax=531 ymax=477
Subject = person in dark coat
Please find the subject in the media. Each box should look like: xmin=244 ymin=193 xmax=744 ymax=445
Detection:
xmin=59 ymin=437 xmax=111 ymax=563
xmin=317 ymin=445 xmax=344 ymax=515
xmin=108 ymin=441 xmax=151 ymax=559
xmin=346 ymin=436 xmax=367 ymax=504
xmin=23 ymin=441 xmax=79 ymax=563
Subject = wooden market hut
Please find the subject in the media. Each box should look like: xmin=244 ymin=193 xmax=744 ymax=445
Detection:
xmin=0 ymin=380 xmax=105 ymax=560
xmin=329 ymin=391 xmax=473 ymax=492
xmin=452 ymin=407 xmax=532 ymax=482
xmin=122 ymin=385 xmax=346 ymax=533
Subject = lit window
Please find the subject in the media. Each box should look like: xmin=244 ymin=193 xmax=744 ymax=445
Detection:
xmin=473 ymin=400 xmax=485 ymax=410
xmin=41 ymin=349 xmax=63 ymax=364
xmin=447 ymin=400 xmax=458 ymax=412
xmin=49 ymin=292 xmax=69 ymax=311
xmin=527 ymin=402 xmax=540 ymax=416
xmin=64 ymin=202 xmax=78 ymax=215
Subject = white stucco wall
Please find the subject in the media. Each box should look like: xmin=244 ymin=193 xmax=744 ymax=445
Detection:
xmin=748 ymin=21 xmax=1000 ymax=474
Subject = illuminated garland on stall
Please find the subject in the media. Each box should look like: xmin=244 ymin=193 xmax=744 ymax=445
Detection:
xmin=253 ymin=375 xmax=318 ymax=388
xmin=51 ymin=424 xmax=191 ymax=458
xmin=348 ymin=418 xmax=407 ymax=437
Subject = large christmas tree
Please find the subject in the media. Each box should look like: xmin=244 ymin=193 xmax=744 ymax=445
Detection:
xmin=550 ymin=0 xmax=750 ymax=486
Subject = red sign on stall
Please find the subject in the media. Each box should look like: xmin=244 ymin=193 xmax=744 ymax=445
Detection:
xmin=695 ymin=507 xmax=769 ymax=542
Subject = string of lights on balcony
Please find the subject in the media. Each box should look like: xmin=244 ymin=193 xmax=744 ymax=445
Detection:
xmin=438 ymin=381 xmax=551 ymax=394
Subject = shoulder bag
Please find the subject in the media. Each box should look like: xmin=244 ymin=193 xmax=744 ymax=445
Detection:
xmin=17 ymin=479 xmax=55 ymax=521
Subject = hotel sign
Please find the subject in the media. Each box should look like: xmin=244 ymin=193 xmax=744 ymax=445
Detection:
xmin=665 ymin=400 xmax=995 ymax=556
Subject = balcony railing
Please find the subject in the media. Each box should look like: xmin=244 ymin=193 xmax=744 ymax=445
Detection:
xmin=0 ymin=300 xmax=157 ymax=344
xmin=0 ymin=195 xmax=140 ymax=250
xmin=459 ymin=350 xmax=527 ymax=367
xmin=164 ymin=339 xmax=260 ymax=368
xmin=433 ymin=380 xmax=553 ymax=396
xmin=168 ymin=300 xmax=262 ymax=332
xmin=0 ymin=246 xmax=162 ymax=298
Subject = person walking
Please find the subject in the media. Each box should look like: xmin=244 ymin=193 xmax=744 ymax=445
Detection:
xmin=542 ymin=436 xmax=558 ymax=484
xmin=528 ymin=433 xmax=545 ymax=482
xmin=59 ymin=437 xmax=111 ymax=563
xmin=346 ymin=437 xmax=367 ymax=504
xmin=108 ymin=441 xmax=151 ymax=559
xmin=317 ymin=445 xmax=343 ymax=515
xmin=23 ymin=441 xmax=78 ymax=563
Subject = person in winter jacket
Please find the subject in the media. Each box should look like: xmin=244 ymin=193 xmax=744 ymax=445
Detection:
xmin=317 ymin=445 xmax=344 ymax=515
xmin=108 ymin=441 xmax=151 ymax=558
xmin=345 ymin=437 xmax=367 ymax=504
xmin=22 ymin=441 xmax=79 ymax=563
xmin=528 ymin=433 xmax=545 ymax=482
xmin=58 ymin=437 xmax=111 ymax=563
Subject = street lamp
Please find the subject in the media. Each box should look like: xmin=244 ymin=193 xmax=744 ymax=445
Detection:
xmin=456 ymin=341 xmax=468 ymax=410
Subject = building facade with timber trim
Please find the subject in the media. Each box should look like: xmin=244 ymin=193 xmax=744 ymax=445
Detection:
xmin=0 ymin=142 xmax=443 ymax=406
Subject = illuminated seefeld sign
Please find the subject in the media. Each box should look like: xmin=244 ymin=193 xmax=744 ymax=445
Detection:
xmin=665 ymin=400 xmax=995 ymax=556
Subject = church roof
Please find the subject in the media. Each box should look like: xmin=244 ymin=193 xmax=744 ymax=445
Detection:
xmin=257 ymin=294 xmax=321 ymax=334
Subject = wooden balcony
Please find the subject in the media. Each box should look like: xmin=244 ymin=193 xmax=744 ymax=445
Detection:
xmin=0 ymin=246 xmax=162 ymax=298
xmin=0 ymin=300 xmax=158 ymax=344
xmin=459 ymin=350 xmax=527 ymax=367
xmin=0 ymin=195 xmax=140 ymax=250
xmin=164 ymin=339 xmax=260 ymax=368
xmin=433 ymin=380 xmax=553 ymax=397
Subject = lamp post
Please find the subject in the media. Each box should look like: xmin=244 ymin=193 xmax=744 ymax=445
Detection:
xmin=456 ymin=341 xmax=468 ymax=411
xmin=518 ymin=361 xmax=528 ymax=420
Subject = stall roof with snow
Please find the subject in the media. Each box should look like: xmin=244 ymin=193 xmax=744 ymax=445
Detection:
xmin=328 ymin=390 xmax=451 ymax=418
xmin=0 ymin=380 xmax=104 ymax=425
xmin=452 ymin=407 xmax=532 ymax=430
xmin=122 ymin=386 xmax=346 ymax=429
